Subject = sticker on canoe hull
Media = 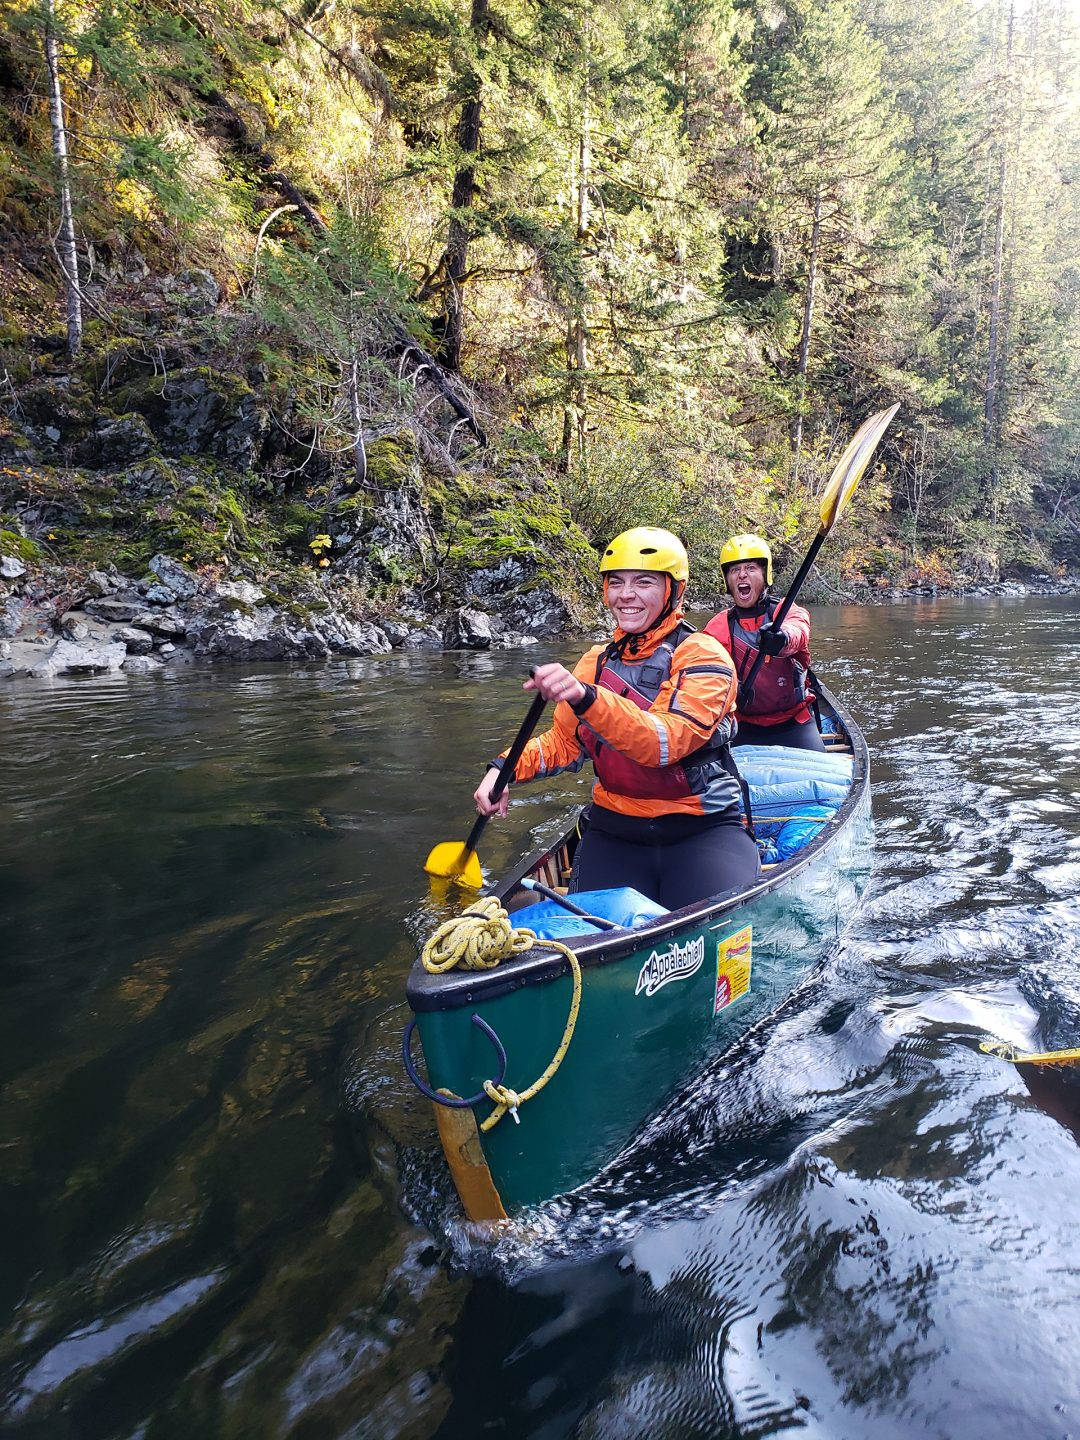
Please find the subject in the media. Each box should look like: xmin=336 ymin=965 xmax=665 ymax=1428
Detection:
xmin=714 ymin=925 xmax=752 ymax=1015
xmin=635 ymin=935 xmax=705 ymax=997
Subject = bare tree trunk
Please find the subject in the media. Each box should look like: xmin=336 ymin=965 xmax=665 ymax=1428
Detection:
xmin=908 ymin=420 xmax=928 ymax=551
xmin=560 ymin=79 xmax=591 ymax=475
xmin=984 ymin=0 xmax=1013 ymax=449
xmin=792 ymin=182 xmax=822 ymax=463
xmin=571 ymin=88 xmax=591 ymax=471
xmin=559 ymin=102 xmax=575 ymax=474
xmin=346 ymin=354 xmax=367 ymax=487
xmin=984 ymin=148 xmax=1006 ymax=443
xmin=44 ymin=0 xmax=81 ymax=358
xmin=435 ymin=0 xmax=490 ymax=372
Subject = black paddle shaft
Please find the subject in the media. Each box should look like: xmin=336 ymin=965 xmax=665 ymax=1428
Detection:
xmin=522 ymin=878 xmax=618 ymax=930
xmin=460 ymin=690 xmax=548 ymax=858
xmin=739 ymin=528 xmax=826 ymax=706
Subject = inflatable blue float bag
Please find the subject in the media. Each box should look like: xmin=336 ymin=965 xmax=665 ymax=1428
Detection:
xmin=510 ymin=887 xmax=667 ymax=940
xmin=737 ymin=744 xmax=853 ymax=832
xmin=774 ymin=805 xmax=835 ymax=859
xmin=735 ymin=744 xmax=853 ymax=788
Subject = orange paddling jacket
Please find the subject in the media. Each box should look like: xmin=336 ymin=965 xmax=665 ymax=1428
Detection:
xmin=500 ymin=613 xmax=743 ymax=821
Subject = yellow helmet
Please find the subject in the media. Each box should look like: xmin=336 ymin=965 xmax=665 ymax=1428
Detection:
xmin=600 ymin=527 xmax=689 ymax=583
xmin=720 ymin=533 xmax=772 ymax=585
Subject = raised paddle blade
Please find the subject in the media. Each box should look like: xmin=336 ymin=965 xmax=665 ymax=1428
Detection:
xmin=818 ymin=402 xmax=901 ymax=533
xmin=424 ymin=841 xmax=484 ymax=889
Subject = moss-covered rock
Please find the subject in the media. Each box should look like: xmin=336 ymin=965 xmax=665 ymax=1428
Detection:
xmin=74 ymin=411 xmax=159 ymax=469
xmin=430 ymin=469 xmax=598 ymax=626
xmin=15 ymin=376 xmax=97 ymax=447
xmin=0 ymin=311 xmax=604 ymax=636
xmin=114 ymin=365 xmax=268 ymax=470
xmin=0 ymin=528 xmax=41 ymax=562
xmin=0 ymin=418 xmax=38 ymax=467
xmin=75 ymin=335 xmax=187 ymax=393
xmin=135 ymin=463 xmax=274 ymax=568
xmin=365 ymin=432 xmax=416 ymax=489
xmin=116 ymin=454 xmax=184 ymax=501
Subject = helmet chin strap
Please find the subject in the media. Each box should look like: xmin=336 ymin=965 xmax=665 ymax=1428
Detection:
xmin=658 ymin=576 xmax=681 ymax=622
xmin=609 ymin=576 xmax=685 ymax=657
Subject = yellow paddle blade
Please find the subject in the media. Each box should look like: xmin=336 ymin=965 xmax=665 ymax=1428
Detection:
xmin=424 ymin=841 xmax=485 ymax=889
xmin=980 ymin=1039 xmax=1080 ymax=1066
xmin=818 ymin=402 xmax=901 ymax=533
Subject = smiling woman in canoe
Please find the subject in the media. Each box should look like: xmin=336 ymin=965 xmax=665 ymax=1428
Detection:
xmin=473 ymin=527 xmax=760 ymax=909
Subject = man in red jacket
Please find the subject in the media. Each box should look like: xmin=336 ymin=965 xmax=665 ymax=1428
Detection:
xmin=704 ymin=533 xmax=825 ymax=752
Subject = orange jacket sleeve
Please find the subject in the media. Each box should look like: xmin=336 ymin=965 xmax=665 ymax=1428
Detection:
xmin=575 ymin=632 xmax=737 ymax=766
xmin=497 ymin=647 xmax=605 ymax=783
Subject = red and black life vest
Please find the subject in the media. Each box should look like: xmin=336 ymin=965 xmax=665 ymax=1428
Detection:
xmin=577 ymin=622 xmax=742 ymax=814
xmin=722 ymin=598 xmax=809 ymax=720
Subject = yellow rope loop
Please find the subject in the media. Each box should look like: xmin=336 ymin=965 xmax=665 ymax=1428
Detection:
xmin=421 ymin=895 xmax=535 ymax=974
xmin=480 ymin=936 xmax=581 ymax=1132
xmin=484 ymin=1082 xmax=521 ymax=1113
xmin=418 ymin=896 xmax=583 ymax=1130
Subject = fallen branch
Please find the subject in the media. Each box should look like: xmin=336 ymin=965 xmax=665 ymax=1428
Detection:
xmin=264 ymin=171 xmax=487 ymax=446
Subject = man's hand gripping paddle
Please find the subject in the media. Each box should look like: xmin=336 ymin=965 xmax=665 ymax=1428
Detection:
xmin=739 ymin=403 xmax=900 ymax=708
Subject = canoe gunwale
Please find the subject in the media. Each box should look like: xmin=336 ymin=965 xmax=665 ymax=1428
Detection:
xmin=407 ymin=681 xmax=868 ymax=1014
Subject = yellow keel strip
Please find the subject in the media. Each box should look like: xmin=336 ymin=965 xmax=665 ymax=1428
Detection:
xmin=434 ymin=1094 xmax=508 ymax=1222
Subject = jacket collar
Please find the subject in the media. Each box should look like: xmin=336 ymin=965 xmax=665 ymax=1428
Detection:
xmin=730 ymin=592 xmax=771 ymax=621
xmin=610 ymin=607 xmax=685 ymax=658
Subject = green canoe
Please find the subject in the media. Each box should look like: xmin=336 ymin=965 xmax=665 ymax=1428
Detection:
xmin=405 ymin=683 xmax=872 ymax=1220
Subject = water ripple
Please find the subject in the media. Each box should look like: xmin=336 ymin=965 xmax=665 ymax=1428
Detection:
xmin=3 ymin=601 xmax=1080 ymax=1438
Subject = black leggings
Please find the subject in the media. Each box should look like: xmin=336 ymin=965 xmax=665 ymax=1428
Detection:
xmin=734 ymin=715 xmax=825 ymax=752
xmin=570 ymin=820 xmax=761 ymax=910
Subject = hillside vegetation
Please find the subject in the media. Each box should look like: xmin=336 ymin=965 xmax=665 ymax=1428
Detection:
xmin=2 ymin=0 xmax=1079 ymax=611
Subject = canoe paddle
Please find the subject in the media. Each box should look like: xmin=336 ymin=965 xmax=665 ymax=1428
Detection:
xmin=739 ymin=402 xmax=900 ymax=708
xmin=424 ymin=683 xmax=548 ymax=889
xmin=519 ymin=877 xmax=618 ymax=930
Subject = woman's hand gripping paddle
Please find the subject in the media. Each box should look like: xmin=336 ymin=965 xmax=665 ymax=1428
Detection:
xmin=739 ymin=402 xmax=900 ymax=708
xmin=424 ymin=687 xmax=548 ymax=889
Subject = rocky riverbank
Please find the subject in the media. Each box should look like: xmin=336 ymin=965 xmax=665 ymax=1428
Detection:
xmin=813 ymin=574 xmax=1080 ymax=605
xmin=4 ymin=547 xmax=1076 ymax=683
xmin=4 ymin=255 xmax=1077 ymax=687
xmin=0 ymin=550 xmax=587 ymax=680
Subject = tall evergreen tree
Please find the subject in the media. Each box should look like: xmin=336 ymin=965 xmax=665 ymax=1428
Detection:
xmin=760 ymin=0 xmax=904 ymax=460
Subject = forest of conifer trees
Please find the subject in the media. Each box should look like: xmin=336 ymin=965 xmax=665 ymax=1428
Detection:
xmin=1 ymin=0 xmax=1078 ymax=592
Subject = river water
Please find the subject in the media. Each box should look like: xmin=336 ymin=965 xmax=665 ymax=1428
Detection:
xmin=2 ymin=596 xmax=1079 ymax=1439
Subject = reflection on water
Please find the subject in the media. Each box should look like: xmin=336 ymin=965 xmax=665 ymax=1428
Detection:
xmin=2 ymin=595 xmax=1080 ymax=1438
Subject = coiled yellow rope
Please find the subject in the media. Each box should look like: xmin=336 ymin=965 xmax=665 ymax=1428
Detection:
xmin=421 ymin=896 xmax=582 ymax=1130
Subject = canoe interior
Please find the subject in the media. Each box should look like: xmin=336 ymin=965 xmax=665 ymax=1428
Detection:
xmin=407 ymin=683 xmax=873 ymax=1213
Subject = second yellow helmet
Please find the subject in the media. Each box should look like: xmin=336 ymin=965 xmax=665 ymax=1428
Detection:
xmin=601 ymin=527 xmax=689 ymax=583
xmin=720 ymin=533 xmax=772 ymax=585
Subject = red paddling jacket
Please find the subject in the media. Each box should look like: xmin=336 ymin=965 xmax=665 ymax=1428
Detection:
xmin=704 ymin=598 xmax=814 ymax=727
